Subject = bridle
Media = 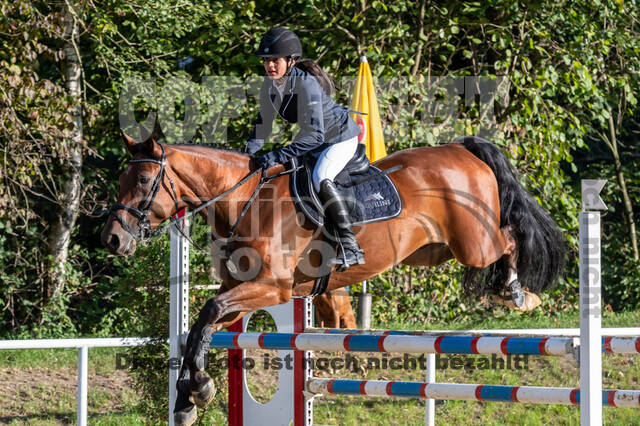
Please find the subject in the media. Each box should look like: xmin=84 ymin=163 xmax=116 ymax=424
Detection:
xmin=109 ymin=143 xmax=180 ymax=243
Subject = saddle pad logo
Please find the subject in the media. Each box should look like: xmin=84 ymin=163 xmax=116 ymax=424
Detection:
xmin=364 ymin=192 xmax=384 ymax=201
xmin=364 ymin=192 xmax=391 ymax=208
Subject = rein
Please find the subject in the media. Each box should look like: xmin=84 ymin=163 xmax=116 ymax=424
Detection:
xmin=164 ymin=165 xmax=301 ymax=253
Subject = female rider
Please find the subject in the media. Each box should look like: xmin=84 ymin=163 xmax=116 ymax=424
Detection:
xmin=244 ymin=27 xmax=364 ymax=270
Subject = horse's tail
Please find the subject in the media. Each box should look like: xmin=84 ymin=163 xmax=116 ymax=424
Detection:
xmin=456 ymin=136 xmax=566 ymax=296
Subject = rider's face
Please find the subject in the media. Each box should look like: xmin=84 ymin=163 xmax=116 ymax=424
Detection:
xmin=263 ymin=57 xmax=293 ymax=81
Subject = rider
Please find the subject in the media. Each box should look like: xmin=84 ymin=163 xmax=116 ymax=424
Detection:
xmin=244 ymin=27 xmax=365 ymax=270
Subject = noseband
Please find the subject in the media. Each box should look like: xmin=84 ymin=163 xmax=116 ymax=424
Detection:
xmin=109 ymin=143 xmax=179 ymax=242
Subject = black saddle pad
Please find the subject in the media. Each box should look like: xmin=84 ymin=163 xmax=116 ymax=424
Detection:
xmin=290 ymin=159 xmax=402 ymax=227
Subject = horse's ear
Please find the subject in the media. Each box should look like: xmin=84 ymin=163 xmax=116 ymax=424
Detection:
xmin=120 ymin=129 xmax=161 ymax=158
xmin=125 ymin=121 xmax=163 ymax=158
xmin=121 ymin=130 xmax=140 ymax=155
xmin=143 ymin=121 xmax=164 ymax=159
xmin=150 ymin=120 xmax=164 ymax=143
xmin=141 ymin=136 xmax=164 ymax=159
xmin=121 ymin=121 xmax=163 ymax=157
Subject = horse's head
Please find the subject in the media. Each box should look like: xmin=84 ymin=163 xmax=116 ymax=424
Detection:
xmin=101 ymin=130 xmax=181 ymax=255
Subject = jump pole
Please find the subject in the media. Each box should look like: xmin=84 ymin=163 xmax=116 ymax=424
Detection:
xmin=214 ymin=332 xmax=577 ymax=355
xmin=307 ymin=379 xmax=640 ymax=407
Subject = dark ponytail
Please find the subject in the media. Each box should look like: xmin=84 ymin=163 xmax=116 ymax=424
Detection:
xmin=294 ymin=58 xmax=335 ymax=96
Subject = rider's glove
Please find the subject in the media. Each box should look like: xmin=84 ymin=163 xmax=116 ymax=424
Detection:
xmin=254 ymin=151 xmax=279 ymax=169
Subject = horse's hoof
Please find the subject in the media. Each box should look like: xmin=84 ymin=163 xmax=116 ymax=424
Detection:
xmin=174 ymin=404 xmax=197 ymax=426
xmin=191 ymin=376 xmax=216 ymax=409
xmin=492 ymin=291 xmax=542 ymax=312
xmin=520 ymin=291 xmax=542 ymax=311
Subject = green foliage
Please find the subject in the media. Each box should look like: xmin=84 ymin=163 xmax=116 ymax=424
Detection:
xmin=1 ymin=0 xmax=639 ymax=422
xmin=0 ymin=1 xmax=75 ymax=332
xmin=1 ymin=0 xmax=638 ymax=339
xmin=358 ymin=263 xmax=477 ymax=325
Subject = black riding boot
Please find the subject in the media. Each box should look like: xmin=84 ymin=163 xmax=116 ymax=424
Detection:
xmin=318 ymin=179 xmax=365 ymax=270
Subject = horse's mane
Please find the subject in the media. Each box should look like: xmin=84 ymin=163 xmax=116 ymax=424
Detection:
xmin=163 ymin=141 xmax=250 ymax=158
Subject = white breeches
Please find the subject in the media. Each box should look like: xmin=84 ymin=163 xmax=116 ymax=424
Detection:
xmin=312 ymin=136 xmax=359 ymax=192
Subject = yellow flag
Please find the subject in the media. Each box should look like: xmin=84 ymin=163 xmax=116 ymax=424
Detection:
xmin=350 ymin=56 xmax=387 ymax=162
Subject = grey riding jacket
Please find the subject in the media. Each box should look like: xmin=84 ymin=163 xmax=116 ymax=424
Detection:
xmin=245 ymin=67 xmax=360 ymax=163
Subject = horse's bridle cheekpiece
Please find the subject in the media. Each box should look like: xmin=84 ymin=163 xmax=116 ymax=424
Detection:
xmin=109 ymin=143 xmax=180 ymax=243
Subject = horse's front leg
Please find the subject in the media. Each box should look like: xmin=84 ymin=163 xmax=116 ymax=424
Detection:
xmin=174 ymin=280 xmax=293 ymax=425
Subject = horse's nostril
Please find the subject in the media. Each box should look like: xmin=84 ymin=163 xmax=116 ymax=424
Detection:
xmin=107 ymin=234 xmax=120 ymax=251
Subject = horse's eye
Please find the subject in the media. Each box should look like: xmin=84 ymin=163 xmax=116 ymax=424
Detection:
xmin=139 ymin=176 xmax=150 ymax=185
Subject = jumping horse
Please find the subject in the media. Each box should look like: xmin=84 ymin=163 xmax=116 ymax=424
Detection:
xmin=101 ymin=132 xmax=565 ymax=425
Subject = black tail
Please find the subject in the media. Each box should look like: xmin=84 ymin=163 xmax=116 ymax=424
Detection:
xmin=456 ymin=136 xmax=566 ymax=296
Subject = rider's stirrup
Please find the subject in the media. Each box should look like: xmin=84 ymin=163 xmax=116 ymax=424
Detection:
xmin=332 ymin=239 xmax=365 ymax=272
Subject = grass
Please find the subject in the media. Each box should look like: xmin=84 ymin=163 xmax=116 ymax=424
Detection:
xmin=1 ymin=309 xmax=639 ymax=424
xmin=0 ymin=347 xmax=145 ymax=425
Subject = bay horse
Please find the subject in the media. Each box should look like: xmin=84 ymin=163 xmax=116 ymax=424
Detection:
xmin=101 ymin=133 xmax=565 ymax=425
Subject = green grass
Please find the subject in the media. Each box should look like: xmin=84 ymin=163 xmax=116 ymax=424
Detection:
xmin=0 ymin=346 xmax=146 ymax=425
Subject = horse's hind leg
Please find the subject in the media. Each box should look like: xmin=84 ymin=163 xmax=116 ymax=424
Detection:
xmin=174 ymin=282 xmax=292 ymax=425
xmin=494 ymin=226 xmax=542 ymax=311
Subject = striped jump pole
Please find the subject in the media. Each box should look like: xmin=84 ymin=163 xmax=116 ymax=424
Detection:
xmin=307 ymin=379 xmax=640 ymax=408
xmin=309 ymin=329 xmax=640 ymax=355
xmin=307 ymin=327 xmax=640 ymax=336
xmin=210 ymin=332 xmax=575 ymax=356
xmin=602 ymin=336 xmax=640 ymax=354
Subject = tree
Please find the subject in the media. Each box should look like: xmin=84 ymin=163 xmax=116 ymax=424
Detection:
xmin=46 ymin=0 xmax=85 ymax=303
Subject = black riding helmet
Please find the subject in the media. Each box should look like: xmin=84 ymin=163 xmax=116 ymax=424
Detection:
xmin=256 ymin=27 xmax=302 ymax=58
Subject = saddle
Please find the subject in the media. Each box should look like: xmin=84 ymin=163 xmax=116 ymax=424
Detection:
xmin=289 ymin=143 xmax=402 ymax=227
